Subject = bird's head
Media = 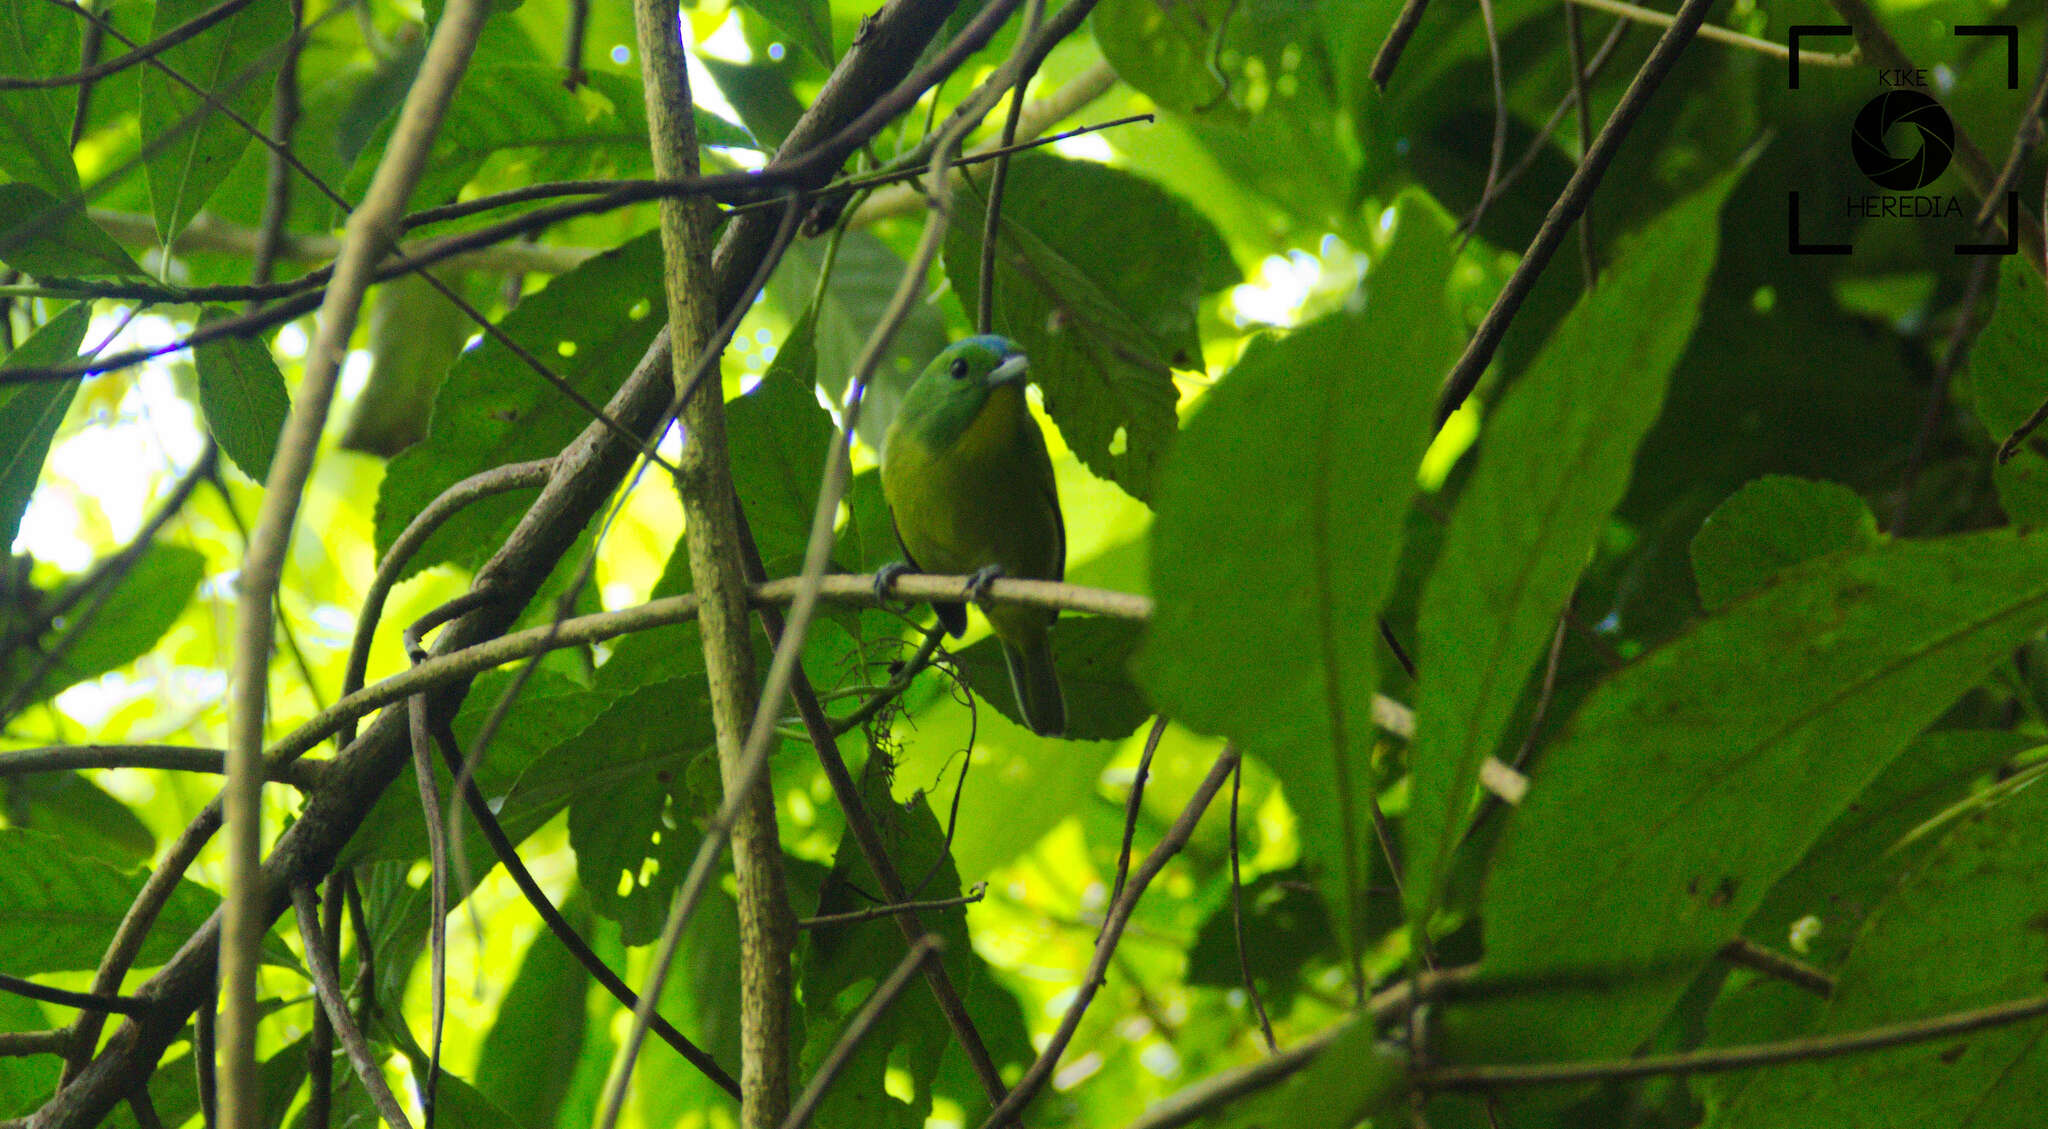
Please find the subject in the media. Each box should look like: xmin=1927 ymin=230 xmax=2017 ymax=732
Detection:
xmin=892 ymin=336 xmax=1031 ymax=447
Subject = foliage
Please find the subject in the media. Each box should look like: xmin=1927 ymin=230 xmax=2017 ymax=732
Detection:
xmin=5 ymin=0 xmax=2048 ymax=1127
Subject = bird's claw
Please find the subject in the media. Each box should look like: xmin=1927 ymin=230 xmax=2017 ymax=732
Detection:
xmin=965 ymin=565 xmax=1005 ymax=606
xmin=873 ymin=561 xmax=913 ymax=605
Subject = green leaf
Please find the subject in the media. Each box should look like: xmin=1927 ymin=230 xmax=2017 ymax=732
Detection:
xmin=2 ymin=772 xmax=157 ymax=867
xmin=1092 ymin=0 xmax=1236 ymax=116
xmin=141 ymin=0 xmax=292 ymax=242
xmin=1691 ymin=476 xmax=1881 ymax=612
xmin=1185 ymin=863 xmax=1335 ymax=1008
xmin=193 ymin=307 xmax=292 ymax=480
xmin=0 ymin=828 xmax=221 ymax=974
xmin=943 ymin=154 xmax=1238 ymax=502
xmin=727 ymin=313 xmax=830 ymax=576
xmin=341 ymin=272 xmax=474 ymax=456
xmin=1966 ymin=256 xmax=2048 ymax=526
xmin=6 ymin=544 xmax=206 ymax=708
xmin=1137 ymin=194 xmax=1458 ymax=986
xmin=1406 ymin=174 xmax=1737 ymax=926
xmin=474 ymin=895 xmax=595 ymax=1126
xmin=0 ymin=304 xmax=90 ymax=550
xmin=802 ymin=757 xmax=1029 ymax=1129
xmin=1231 ymin=1019 xmax=1406 ymax=1129
xmin=341 ymin=65 xmax=753 ymax=208
xmin=1707 ymin=773 xmax=2048 ymax=1128
xmin=954 ymin=616 xmax=1151 ymax=741
xmin=374 ymin=231 xmax=665 ymax=578
xmin=735 ymin=0 xmax=834 ymax=65
xmin=700 ymin=53 xmax=806 ymax=150
xmin=0 ymin=2 xmax=81 ymax=196
xmin=0 ymin=991 xmax=59 ymax=1117
xmin=1441 ymin=528 xmax=2048 ymax=1074
xmin=0 ymin=186 xmax=143 ymax=279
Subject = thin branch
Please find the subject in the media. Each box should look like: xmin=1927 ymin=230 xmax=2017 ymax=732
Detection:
xmin=798 ymin=885 xmax=987 ymax=929
xmin=289 ymin=884 xmax=414 ymax=1129
xmin=1371 ymin=0 xmax=1434 ymax=90
xmin=1562 ymin=1 xmax=1598 ymax=286
xmin=0 ymin=974 xmax=151 ymax=1016
xmin=303 ymin=872 xmax=343 ymax=1129
xmin=89 ymin=208 xmax=598 ymax=278
xmin=1892 ymin=255 xmax=1995 ymax=533
xmin=777 ymin=938 xmax=944 ymax=1129
xmin=976 ymin=0 xmax=1047 ymax=334
xmin=1570 ymin=0 xmax=1856 ymax=65
xmin=1437 ymin=0 xmax=1721 ymax=425
xmin=1 ymin=0 xmax=254 ymax=90
xmin=1718 ymin=938 xmax=1835 ymax=998
xmin=0 ymin=745 xmax=322 ymax=788
xmin=337 ymin=459 xmax=555 ymax=749
xmin=978 ymin=747 xmax=1242 ymax=1129
xmin=1461 ymin=17 xmax=1632 ymax=235
xmin=1228 ymin=758 xmax=1278 ymax=1053
xmin=248 ymin=0 xmax=302 ymax=290
xmin=1421 ymin=990 xmax=2048 ymax=1090
xmin=1107 ymin=717 xmax=1168 ymax=919
xmin=219 ymin=5 xmax=493 ymax=1127
xmin=0 ymin=1030 xmax=73 ymax=1058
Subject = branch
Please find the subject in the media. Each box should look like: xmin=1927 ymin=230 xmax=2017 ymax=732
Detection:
xmin=0 ymin=0 xmax=253 ymax=90
xmin=778 ymin=938 xmax=943 ymax=1129
xmin=1436 ymin=0 xmax=1719 ymax=425
xmin=218 ymin=3 xmax=491 ymax=1126
xmin=0 ymin=975 xmax=151 ymax=1017
xmin=797 ymin=886 xmax=987 ymax=929
xmin=626 ymin=3 xmax=794 ymax=1126
xmin=289 ymin=884 xmax=413 ymax=1129
xmin=1420 ymin=990 xmax=2048 ymax=1090
xmin=0 ymin=745 xmax=322 ymax=789
xmin=978 ymin=747 xmax=1243 ymax=1129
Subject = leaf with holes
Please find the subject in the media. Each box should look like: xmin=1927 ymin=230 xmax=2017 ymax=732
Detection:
xmin=944 ymin=154 xmax=1237 ymax=503
xmin=373 ymin=231 xmax=665 ymax=578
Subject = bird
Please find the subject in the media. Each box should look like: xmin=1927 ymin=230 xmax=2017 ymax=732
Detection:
xmin=877 ymin=335 xmax=1067 ymax=737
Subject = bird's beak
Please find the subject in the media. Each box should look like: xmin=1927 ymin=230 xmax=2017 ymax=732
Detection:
xmin=986 ymin=354 xmax=1030 ymax=388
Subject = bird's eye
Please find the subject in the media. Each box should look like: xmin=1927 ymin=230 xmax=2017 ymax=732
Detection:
xmin=948 ymin=358 xmax=969 ymax=380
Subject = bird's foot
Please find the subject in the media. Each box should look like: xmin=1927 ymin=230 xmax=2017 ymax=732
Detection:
xmin=872 ymin=561 xmax=914 ymax=605
xmin=964 ymin=564 xmax=1005 ymax=606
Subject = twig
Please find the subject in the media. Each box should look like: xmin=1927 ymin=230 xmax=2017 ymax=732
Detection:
xmin=1892 ymin=255 xmax=1994 ymax=532
xmin=0 ymin=974 xmax=151 ymax=1016
xmin=249 ymin=0 xmax=302 ymax=290
xmin=0 ymin=745 xmax=322 ymax=788
xmin=1462 ymin=18 xmax=1632 ymax=235
xmin=0 ymin=1031 xmax=73 ymax=1057
xmin=1370 ymin=0 xmax=1434 ymax=90
xmin=337 ymin=459 xmax=554 ymax=748
xmin=1421 ymin=989 xmax=2048 ymax=1090
xmin=289 ymin=884 xmax=414 ymax=1129
xmin=976 ymin=0 xmax=1047 ymax=334
xmin=303 ymin=873 xmax=343 ymax=1129
xmin=1563 ymin=1 xmax=1598 ymax=286
xmin=561 ymin=0 xmax=589 ymax=89
xmin=829 ymin=623 xmax=946 ymax=735
xmin=89 ymin=207 xmax=599 ymax=277
xmin=1228 ymin=758 xmax=1278 ymax=1052
xmin=1 ymin=0 xmax=254 ymax=90
xmin=1718 ymin=938 xmax=1834 ymax=998
xmin=778 ymin=938 xmax=944 ymax=1129
xmin=1107 ymin=717 xmax=1168 ymax=919
xmin=219 ymin=4 xmax=493 ymax=1127
xmin=978 ymin=747 xmax=1242 ymax=1129
xmin=1570 ymin=0 xmax=1856 ymax=64
xmin=1467 ymin=0 xmax=1509 ymax=249
xmin=799 ymin=885 xmax=987 ymax=929
xmin=1436 ymin=0 xmax=1721 ymax=425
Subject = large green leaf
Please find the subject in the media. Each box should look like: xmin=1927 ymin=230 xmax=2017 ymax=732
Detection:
xmin=943 ymin=154 xmax=1238 ymax=502
xmin=0 ymin=828 xmax=222 ymax=974
xmin=193 ymin=307 xmax=292 ymax=480
xmin=373 ymin=231 xmax=666 ymax=577
xmin=1690 ymin=476 xmax=1880 ymax=612
xmin=0 ymin=186 xmax=143 ymax=280
xmin=474 ymin=895 xmax=595 ymax=1125
xmin=1440 ymin=528 xmax=2048 ymax=1076
xmin=1137 ymin=194 xmax=1458 ymax=985
xmin=0 ymin=304 xmax=91 ymax=551
xmin=141 ymin=0 xmax=293 ymax=242
xmin=0 ymin=1 xmax=81 ymax=196
xmin=735 ymin=0 xmax=834 ymax=65
xmin=1967 ymin=256 xmax=2048 ymax=526
xmin=727 ymin=312 xmax=829 ymax=576
xmin=1406 ymin=174 xmax=1736 ymax=926
xmin=1707 ymin=772 xmax=2048 ymax=1128
xmin=4 ymin=544 xmax=206 ymax=709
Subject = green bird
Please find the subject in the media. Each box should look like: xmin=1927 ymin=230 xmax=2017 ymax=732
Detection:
xmin=879 ymin=336 xmax=1067 ymax=737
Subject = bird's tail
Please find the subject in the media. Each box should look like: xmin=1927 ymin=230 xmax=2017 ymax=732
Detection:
xmin=1001 ymin=634 xmax=1066 ymax=738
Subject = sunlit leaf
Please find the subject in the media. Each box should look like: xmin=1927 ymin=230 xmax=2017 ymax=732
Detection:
xmin=141 ymin=0 xmax=292 ymax=242
xmin=0 ymin=304 xmax=91 ymax=551
xmin=193 ymin=307 xmax=292 ymax=480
